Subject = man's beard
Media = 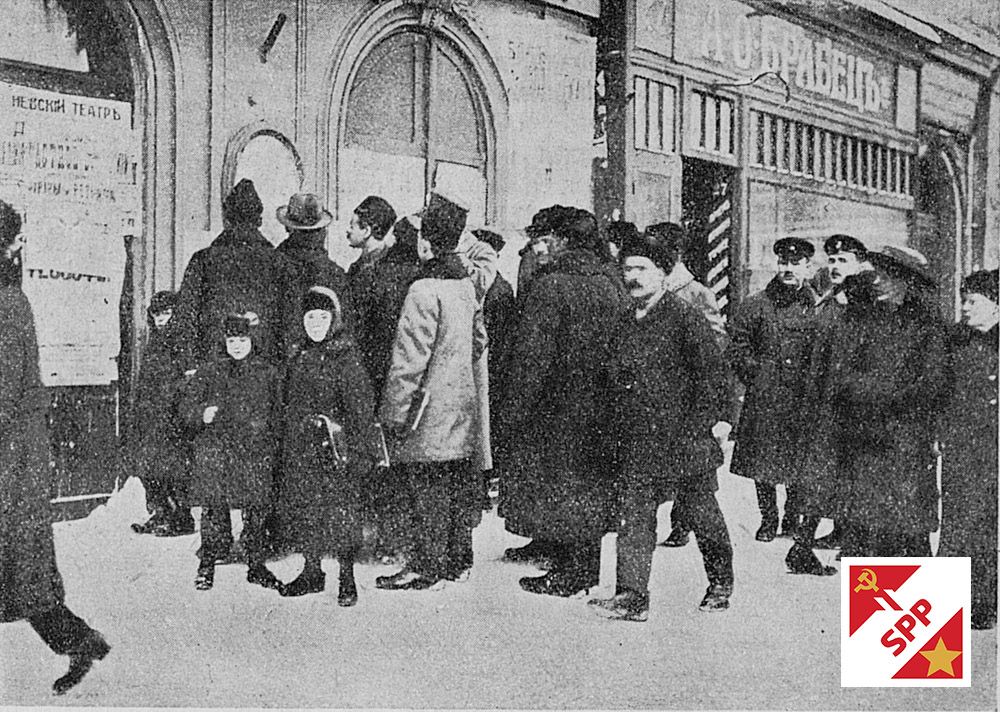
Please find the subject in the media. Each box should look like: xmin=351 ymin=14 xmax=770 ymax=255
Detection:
xmin=0 ymin=252 xmax=22 ymax=287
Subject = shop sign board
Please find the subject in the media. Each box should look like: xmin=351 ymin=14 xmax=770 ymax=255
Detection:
xmin=657 ymin=0 xmax=898 ymax=123
xmin=0 ymin=81 xmax=138 ymax=386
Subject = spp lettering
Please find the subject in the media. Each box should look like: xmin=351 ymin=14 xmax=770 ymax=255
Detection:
xmin=880 ymin=599 xmax=932 ymax=656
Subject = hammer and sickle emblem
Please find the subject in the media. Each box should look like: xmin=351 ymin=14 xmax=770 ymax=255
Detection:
xmin=853 ymin=568 xmax=879 ymax=593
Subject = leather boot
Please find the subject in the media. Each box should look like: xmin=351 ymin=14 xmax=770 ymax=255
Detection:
xmin=338 ymin=566 xmax=358 ymax=607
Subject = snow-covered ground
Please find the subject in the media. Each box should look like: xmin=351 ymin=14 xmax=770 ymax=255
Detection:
xmin=0 ymin=454 xmax=995 ymax=709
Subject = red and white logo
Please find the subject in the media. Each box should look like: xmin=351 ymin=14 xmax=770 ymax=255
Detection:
xmin=841 ymin=557 xmax=971 ymax=687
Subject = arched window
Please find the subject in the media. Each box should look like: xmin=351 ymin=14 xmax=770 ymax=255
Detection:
xmin=340 ymin=29 xmax=490 ymax=224
xmin=229 ymin=131 xmax=303 ymax=246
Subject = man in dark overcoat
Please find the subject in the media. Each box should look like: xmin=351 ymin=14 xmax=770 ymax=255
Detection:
xmin=937 ymin=269 xmax=998 ymax=630
xmin=590 ymin=229 xmax=734 ymax=621
xmin=727 ymin=237 xmax=819 ymax=543
xmin=172 ymin=178 xmax=297 ymax=368
xmin=806 ymin=245 xmax=949 ymax=558
xmin=0 ymin=201 xmax=110 ymax=694
xmin=497 ymin=208 xmax=630 ymax=597
xmin=275 ymin=193 xmax=351 ymax=346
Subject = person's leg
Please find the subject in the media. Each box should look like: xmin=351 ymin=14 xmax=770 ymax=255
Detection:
xmin=244 ymin=505 xmax=282 ymax=590
xmin=590 ymin=476 xmax=653 ymax=620
xmin=972 ymin=545 xmax=998 ymax=630
xmin=754 ymin=481 xmax=778 ymax=541
xmin=377 ymin=462 xmax=449 ymax=589
xmin=196 ymin=504 xmax=225 ymax=589
xmin=661 ymin=498 xmax=691 ymax=547
xmin=444 ymin=460 xmax=475 ymax=580
xmin=132 ymin=476 xmax=169 ymax=533
xmin=682 ymin=479 xmax=734 ymax=611
xmin=786 ymin=513 xmax=836 ymax=575
xmin=28 ymin=604 xmax=110 ymax=695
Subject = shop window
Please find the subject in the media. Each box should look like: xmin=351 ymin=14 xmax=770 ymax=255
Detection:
xmin=691 ymin=90 xmax=734 ymax=157
xmin=342 ymin=29 xmax=489 ymax=222
xmin=634 ymin=77 xmax=676 ymax=155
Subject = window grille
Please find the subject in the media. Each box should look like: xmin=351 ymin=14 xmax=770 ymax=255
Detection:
xmin=691 ymin=90 xmax=735 ymax=157
xmin=634 ymin=77 xmax=676 ymax=154
xmin=750 ymin=110 xmax=913 ymax=197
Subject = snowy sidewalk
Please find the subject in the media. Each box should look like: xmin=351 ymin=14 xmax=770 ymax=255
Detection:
xmin=0 ymin=470 xmax=995 ymax=709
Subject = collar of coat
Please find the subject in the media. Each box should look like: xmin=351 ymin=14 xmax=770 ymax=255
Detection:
xmin=951 ymin=322 xmax=999 ymax=351
xmin=665 ymin=262 xmax=696 ymax=292
xmin=293 ymin=330 xmax=357 ymax=358
xmin=277 ymin=230 xmax=325 ymax=254
xmin=211 ymin=225 xmax=273 ymax=250
xmin=416 ymin=253 xmax=469 ymax=281
xmin=535 ymin=248 xmax=611 ymax=280
xmin=764 ymin=276 xmax=817 ymax=308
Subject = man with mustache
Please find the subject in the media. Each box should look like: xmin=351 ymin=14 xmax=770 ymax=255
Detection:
xmin=727 ymin=238 xmax=821 ymax=560
xmin=817 ymin=234 xmax=871 ymax=312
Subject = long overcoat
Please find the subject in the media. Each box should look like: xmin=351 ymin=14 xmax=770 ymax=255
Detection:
xmin=806 ymin=297 xmax=949 ymax=534
xmin=277 ymin=334 xmax=375 ymax=553
xmin=496 ymin=249 xmax=630 ymax=541
xmin=938 ymin=324 xmax=998 ymax=556
xmin=727 ymin=277 xmax=818 ymax=485
xmin=379 ymin=255 xmax=485 ymax=467
xmin=129 ymin=325 xmax=188 ymax=487
xmin=172 ymin=226 xmax=296 ymax=367
xmin=181 ymin=356 xmax=280 ymax=508
xmin=0 ymin=286 xmax=65 ymax=622
xmin=608 ymin=292 xmax=728 ymax=496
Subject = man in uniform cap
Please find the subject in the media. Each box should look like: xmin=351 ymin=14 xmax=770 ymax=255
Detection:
xmin=727 ymin=237 xmax=822 ymax=559
xmin=591 ymin=229 xmax=734 ymax=620
xmin=816 ymin=234 xmax=870 ymax=312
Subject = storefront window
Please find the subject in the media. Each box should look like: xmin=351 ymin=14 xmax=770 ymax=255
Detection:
xmin=341 ymin=29 xmax=489 ymax=223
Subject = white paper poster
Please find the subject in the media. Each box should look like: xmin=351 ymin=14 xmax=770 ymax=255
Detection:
xmin=0 ymin=81 xmax=139 ymax=385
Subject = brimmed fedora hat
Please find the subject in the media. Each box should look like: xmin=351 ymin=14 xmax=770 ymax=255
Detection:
xmin=276 ymin=193 xmax=334 ymax=231
xmin=869 ymin=244 xmax=936 ymax=287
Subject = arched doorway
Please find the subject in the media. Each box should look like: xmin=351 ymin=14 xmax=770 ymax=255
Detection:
xmin=330 ymin=23 xmax=496 ymax=266
xmin=0 ymin=0 xmax=175 ymax=515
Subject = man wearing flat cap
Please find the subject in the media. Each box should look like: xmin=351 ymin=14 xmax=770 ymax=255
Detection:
xmin=173 ymin=178 xmax=297 ymax=369
xmin=590 ymin=229 xmax=734 ymax=621
xmin=497 ymin=207 xmax=630 ymax=596
xmin=807 ymin=244 xmax=949 ymax=559
xmin=727 ymin=237 xmax=819 ymax=555
xmin=938 ymin=269 xmax=999 ymax=629
xmin=275 ymin=193 xmax=351 ymax=348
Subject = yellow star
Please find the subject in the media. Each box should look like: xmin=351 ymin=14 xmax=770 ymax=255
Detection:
xmin=920 ymin=637 xmax=962 ymax=677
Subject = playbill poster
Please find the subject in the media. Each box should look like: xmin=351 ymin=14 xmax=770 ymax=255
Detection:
xmin=0 ymin=79 xmax=138 ymax=386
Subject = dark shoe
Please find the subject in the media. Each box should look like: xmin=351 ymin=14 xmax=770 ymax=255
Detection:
xmin=281 ymin=569 xmax=325 ymax=597
xmin=785 ymin=543 xmax=837 ymax=576
xmin=338 ymin=575 xmax=358 ymax=607
xmin=813 ymin=531 xmax=842 ymax=550
xmin=518 ymin=573 xmax=591 ymax=598
xmin=151 ymin=517 xmax=196 ymax=537
xmin=375 ymin=569 xmax=442 ymax=591
xmin=53 ymin=630 xmax=110 ymax=695
xmin=503 ymin=540 xmax=555 ymax=564
xmin=130 ymin=511 xmax=166 ymax=534
xmin=589 ymin=589 xmax=649 ymax=622
xmin=195 ymin=563 xmax=215 ymax=590
xmin=659 ymin=528 xmax=690 ymax=548
xmin=755 ymin=523 xmax=777 ymax=542
xmin=247 ymin=564 xmax=283 ymax=591
xmin=698 ymin=583 xmax=732 ymax=612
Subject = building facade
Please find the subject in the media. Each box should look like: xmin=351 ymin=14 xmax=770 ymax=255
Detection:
xmin=599 ymin=0 xmax=999 ymax=315
xmin=0 ymin=0 xmax=600 ymax=505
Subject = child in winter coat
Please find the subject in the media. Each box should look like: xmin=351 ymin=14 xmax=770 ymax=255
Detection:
xmin=181 ymin=313 xmax=283 ymax=592
xmin=130 ymin=290 xmax=195 ymax=536
xmin=276 ymin=286 xmax=376 ymax=604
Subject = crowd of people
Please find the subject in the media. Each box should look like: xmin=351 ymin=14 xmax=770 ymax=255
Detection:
xmin=0 ymin=175 xmax=996 ymax=693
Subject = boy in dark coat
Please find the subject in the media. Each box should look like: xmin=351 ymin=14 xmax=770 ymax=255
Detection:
xmin=727 ymin=237 xmax=819 ymax=544
xmin=129 ymin=290 xmax=195 ymax=536
xmin=938 ymin=269 xmax=998 ymax=630
xmin=181 ymin=313 xmax=283 ymax=592
xmin=591 ymin=229 xmax=734 ymax=621
xmin=0 ymin=201 xmax=109 ymax=694
xmin=276 ymin=287 xmax=376 ymax=604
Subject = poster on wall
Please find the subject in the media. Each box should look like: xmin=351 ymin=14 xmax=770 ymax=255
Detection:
xmin=0 ymin=80 xmax=139 ymax=386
